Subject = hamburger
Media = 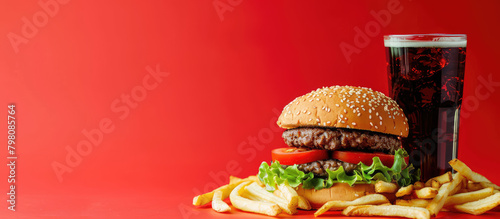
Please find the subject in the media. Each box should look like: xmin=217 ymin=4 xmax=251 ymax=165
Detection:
xmin=257 ymin=86 xmax=420 ymax=208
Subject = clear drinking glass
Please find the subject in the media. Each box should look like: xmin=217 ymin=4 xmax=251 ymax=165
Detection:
xmin=384 ymin=34 xmax=467 ymax=181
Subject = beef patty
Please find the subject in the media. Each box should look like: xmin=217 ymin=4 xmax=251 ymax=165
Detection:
xmin=282 ymin=159 xmax=358 ymax=177
xmin=282 ymin=127 xmax=400 ymax=153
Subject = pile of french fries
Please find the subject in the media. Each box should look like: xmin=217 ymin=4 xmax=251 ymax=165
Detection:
xmin=193 ymin=159 xmax=500 ymax=219
xmin=193 ymin=175 xmax=311 ymax=216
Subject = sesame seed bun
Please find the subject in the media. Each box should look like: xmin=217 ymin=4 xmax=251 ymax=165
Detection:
xmin=296 ymin=183 xmax=377 ymax=209
xmin=277 ymin=86 xmax=409 ymax=137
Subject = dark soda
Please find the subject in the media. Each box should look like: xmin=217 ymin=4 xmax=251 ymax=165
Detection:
xmin=385 ymin=40 xmax=466 ymax=181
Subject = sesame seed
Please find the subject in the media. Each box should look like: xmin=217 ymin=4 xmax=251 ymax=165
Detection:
xmin=376 ymin=112 xmax=379 ymax=116
xmin=375 ymin=125 xmax=379 ymax=129
xmin=346 ymin=125 xmax=350 ymax=128
xmin=370 ymin=122 xmax=373 ymax=126
xmin=357 ymin=113 xmax=361 ymax=117
xmin=379 ymin=116 xmax=383 ymax=120
xmin=380 ymin=121 xmax=382 ymax=125
xmin=316 ymin=98 xmax=320 ymax=101
xmin=352 ymin=122 xmax=356 ymax=126
xmin=326 ymin=121 xmax=331 ymax=124
xmin=369 ymin=115 xmax=372 ymax=119
xmin=369 ymin=109 xmax=372 ymax=113
xmin=296 ymin=111 xmax=300 ymax=115
xmin=341 ymin=120 xmax=345 ymax=124
xmin=340 ymin=114 xmax=344 ymax=118
xmin=343 ymin=109 xmax=347 ymax=114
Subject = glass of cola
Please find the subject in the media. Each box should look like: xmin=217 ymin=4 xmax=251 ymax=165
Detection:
xmin=384 ymin=34 xmax=467 ymax=181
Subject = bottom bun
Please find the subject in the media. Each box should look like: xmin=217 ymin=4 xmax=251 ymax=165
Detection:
xmin=296 ymin=183 xmax=376 ymax=209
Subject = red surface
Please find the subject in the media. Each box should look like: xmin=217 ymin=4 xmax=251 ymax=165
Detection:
xmin=0 ymin=0 xmax=499 ymax=218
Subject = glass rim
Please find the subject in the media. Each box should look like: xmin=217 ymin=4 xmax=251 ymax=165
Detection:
xmin=384 ymin=34 xmax=466 ymax=41
xmin=384 ymin=34 xmax=467 ymax=47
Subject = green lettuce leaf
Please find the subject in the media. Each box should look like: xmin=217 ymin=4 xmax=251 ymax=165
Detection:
xmin=257 ymin=148 xmax=420 ymax=191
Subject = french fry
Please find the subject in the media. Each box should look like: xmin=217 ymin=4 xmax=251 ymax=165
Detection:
xmin=275 ymin=182 xmax=311 ymax=210
xmin=297 ymin=196 xmax=312 ymax=210
xmin=413 ymin=187 xmax=438 ymax=199
xmin=449 ymin=177 xmax=467 ymax=195
xmin=454 ymin=193 xmax=500 ymax=215
xmin=193 ymin=184 xmax=236 ymax=206
xmin=426 ymin=173 xmax=464 ymax=216
xmin=242 ymin=191 xmax=273 ymax=203
xmin=395 ymin=199 xmax=430 ymax=208
xmin=445 ymin=187 xmax=494 ymax=207
xmin=467 ymin=182 xmax=484 ymax=191
xmin=342 ymin=205 xmax=430 ymax=219
xmin=314 ymin=194 xmax=389 ymax=217
xmin=449 ymin=159 xmax=500 ymax=190
xmin=273 ymin=189 xmax=283 ymax=198
xmin=229 ymin=175 xmax=244 ymax=185
xmin=245 ymin=182 xmax=297 ymax=215
xmin=277 ymin=183 xmax=300 ymax=211
xmin=413 ymin=181 xmax=425 ymax=190
xmin=431 ymin=180 xmax=441 ymax=189
xmin=426 ymin=172 xmax=452 ymax=187
xmin=480 ymin=182 xmax=500 ymax=190
xmin=375 ymin=181 xmax=398 ymax=193
xmin=424 ymin=180 xmax=433 ymax=188
xmin=230 ymin=175 xmax=264 ymax=186
xmin=212 ymin=190 xmax=231 ymax=212
xmin=195 ymin=175 xmax=260 ymax=206
xmin=449 ymin=159 xmax=489 ymax=182
xmin=230 ymin=181 xmax=282 ymax=216
xmin=396 ymin=185 xmax=413 ymax=197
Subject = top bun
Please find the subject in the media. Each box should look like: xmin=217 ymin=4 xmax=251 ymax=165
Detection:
xmin=277 ymin=86 xmax=409 ymax=137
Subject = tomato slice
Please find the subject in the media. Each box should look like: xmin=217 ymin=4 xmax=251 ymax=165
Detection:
xmin=332 ymin=151 xmax=409 ymax=167
xmin=272 ymin=148 xmax=329 ymax=165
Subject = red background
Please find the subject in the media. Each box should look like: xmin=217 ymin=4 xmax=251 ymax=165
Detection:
xmin=1 ymin=0 xmax=499 ymax=218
